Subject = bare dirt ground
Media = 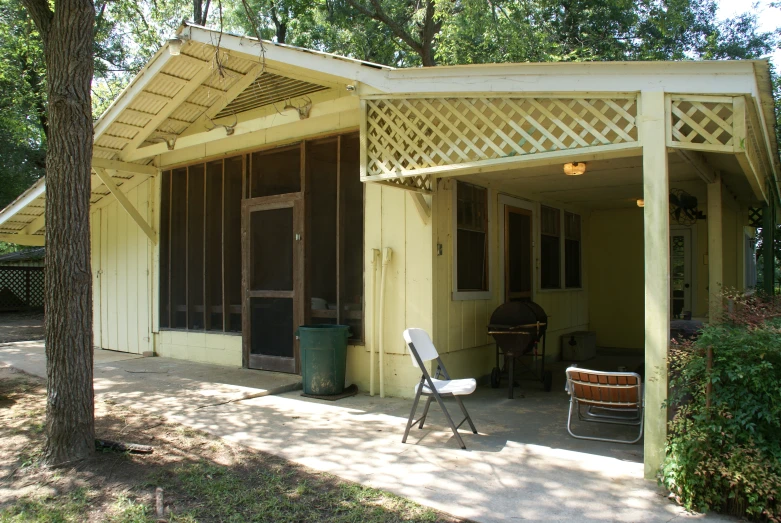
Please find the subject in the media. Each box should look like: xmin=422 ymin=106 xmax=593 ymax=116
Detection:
xmin=0 ymin=312 xmax=44 ymax=344
xmin=0 ymin=365 xmax=462 ymax=522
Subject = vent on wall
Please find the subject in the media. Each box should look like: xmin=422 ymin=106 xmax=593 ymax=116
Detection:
xmin=214 ymin=72 xmax=328 ymax=119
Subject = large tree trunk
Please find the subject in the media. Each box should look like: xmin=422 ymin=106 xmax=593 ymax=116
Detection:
xmin=21 ymin=0 xmax=95 ymax=466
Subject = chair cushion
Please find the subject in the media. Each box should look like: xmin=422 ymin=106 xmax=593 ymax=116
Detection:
xmin=414 ymin=378 xmax=477 ymax=396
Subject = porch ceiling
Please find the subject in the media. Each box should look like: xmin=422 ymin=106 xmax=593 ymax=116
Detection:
xmin=461 ymin=151 xmax=752 ymax=210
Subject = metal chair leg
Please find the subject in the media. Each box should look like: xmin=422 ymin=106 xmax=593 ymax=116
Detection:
xmin=453 ymin=395 xmax=477 ymax=434
xmin=402 ymin=388 xmax=423 ymax=444
xmin=431 ymin=392 xmax=466 ymax=449
xmin=418 ymin=397 xmax=433 ymax=429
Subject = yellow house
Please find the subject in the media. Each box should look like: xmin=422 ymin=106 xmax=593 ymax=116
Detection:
xmin=0 ymin=23 xmax=778 ymax=478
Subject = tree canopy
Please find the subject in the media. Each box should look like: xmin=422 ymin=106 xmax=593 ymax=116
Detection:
xmin=0 ymin=0 xmax=778 ymax=228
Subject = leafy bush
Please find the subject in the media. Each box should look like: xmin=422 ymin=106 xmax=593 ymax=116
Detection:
xmin=661 ymin=294 xmax=781 ymax=521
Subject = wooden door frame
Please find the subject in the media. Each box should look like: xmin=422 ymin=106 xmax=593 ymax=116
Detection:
xmin=498 ymin=194 xmax=536 ymax=303
xmin=241 ymin=193 xmax=305 ymax=373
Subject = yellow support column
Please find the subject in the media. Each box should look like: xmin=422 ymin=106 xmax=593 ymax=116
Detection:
xmin=640 ymin=91 xmax=670 ymax=479
xmin=707 ymin=176 xmax=723 ymax=322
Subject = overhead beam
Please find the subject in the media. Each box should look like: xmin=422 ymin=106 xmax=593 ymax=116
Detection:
xmin=18 ymin=214 xmax=45 ymax=236
xmin=179 ymin=63 xmax=263 ymax=137
xmin=0 ymin=179 xmax=45 ymax=228
xmin=93 ymin=167 xmax=158 ymax=244
xmin=119 ymin=62 xmax=216 ymax=162
xmin=675 ymin=149 xmax=717 ymax=184
xmin=92 ymin=157 xmax=157 ymax=176
xmin=410 ymin=193 xmax=431 ymax=224
xmin=0 ymin=234 xmax=44 ymax=246
xmin=93 ymin=48 xmax=175 ymax=139
xmin=123 ymin=94 xmax=357 ymax=161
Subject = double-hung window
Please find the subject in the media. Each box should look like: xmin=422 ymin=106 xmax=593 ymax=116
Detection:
xmin=540 ymin=205 xmax=582 ymax=290
xmin=454 ymin=181 xmax=490 ymax=298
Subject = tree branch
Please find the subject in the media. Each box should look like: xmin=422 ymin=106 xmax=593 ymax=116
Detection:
xmin=20 ymin=0 xmax=53 ymax=41
xmin=345 ymin=0 xmax=423 ymax=53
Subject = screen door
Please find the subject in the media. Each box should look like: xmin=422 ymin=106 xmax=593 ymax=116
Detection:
xmin=670 ymin=229 xmax=692 ymax=319
xmin=242 ymin=197 xmax=303 ymax=373
xmin=504 ymin=205 xmax=533 ymax=302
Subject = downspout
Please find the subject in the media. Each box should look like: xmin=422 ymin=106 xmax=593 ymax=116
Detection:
xmin=378 ymin=247 xmax=392 ymax=398
xmin=369 ymin=248 xmax=380 ymax=396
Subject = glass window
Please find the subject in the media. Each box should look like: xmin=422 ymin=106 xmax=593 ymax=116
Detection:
xmin=564 ymin=212 xmax=582 ymax=288
xmin=456 ymin=181 xmax=488 ymax=292
xmin=540 ymin=205 xmax=561 ymax=289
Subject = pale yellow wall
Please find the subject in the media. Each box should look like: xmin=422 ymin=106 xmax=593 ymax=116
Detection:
xmin=346 ymin=183 xmax=434 ymax=398
xmin=588 ymin=208 xmax=644 ymax=349
xmin=155 ymin=330 xmax=242 ymax=366
xmin=90 ymin=179 xmax=154 ymax=354
xmin=430 ymin=180 xmax=589 ymax=385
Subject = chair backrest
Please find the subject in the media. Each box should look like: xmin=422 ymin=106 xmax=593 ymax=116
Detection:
xmin=403 ymin=328 xmax=439 ymax=368
xmin=566 ymin=368 xmax=642 ymax=408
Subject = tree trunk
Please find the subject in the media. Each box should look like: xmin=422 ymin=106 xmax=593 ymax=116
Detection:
xmin=21 ymin=0 xmax=95 ymax=466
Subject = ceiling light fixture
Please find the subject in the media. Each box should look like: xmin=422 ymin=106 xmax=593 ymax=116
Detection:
xmin=563 ymin=162 xmax=586 ymax=176
xmin=636 ymin=199 xmax=645 ymax=208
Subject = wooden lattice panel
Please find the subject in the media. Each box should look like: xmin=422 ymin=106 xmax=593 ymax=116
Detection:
xmin=364 ymin=96 xmax=638 ymax=177
xmin=670 ymin=97 xmax=734 ymax=151
xmin=0 ymin=267 xmax=44 ymax=311
xmin=375 ymin=175 xmax=432 ymax=193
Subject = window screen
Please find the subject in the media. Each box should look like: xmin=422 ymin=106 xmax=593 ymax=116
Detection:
xmin=565 ymin=212 xmax=582 ymax=288
xmin=456 ymin=181 xmax=488 ymax=292
xmin=540 ymin=205 xmax=561 ymax=289
xmin=160 ymin=155 xmax=243 ymax=333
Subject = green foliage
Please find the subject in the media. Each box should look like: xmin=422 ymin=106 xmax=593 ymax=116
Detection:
xmin=661 ymin=295 xmax=781 ymax=521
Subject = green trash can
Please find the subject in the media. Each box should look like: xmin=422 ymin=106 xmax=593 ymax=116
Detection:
xmin=297 ymin=325 xmax=351 ymax=395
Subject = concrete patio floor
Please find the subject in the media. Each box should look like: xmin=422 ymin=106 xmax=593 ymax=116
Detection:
xmin=0 ymin=342 xmax=732 ymax=523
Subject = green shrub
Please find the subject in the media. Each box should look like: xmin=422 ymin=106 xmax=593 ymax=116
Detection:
xmin=661 ymin=294 xmax=781 ymax=521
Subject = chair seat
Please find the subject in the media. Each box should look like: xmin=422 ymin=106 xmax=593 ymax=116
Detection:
xmin=415 ymin=378 xmax=476 ymax=396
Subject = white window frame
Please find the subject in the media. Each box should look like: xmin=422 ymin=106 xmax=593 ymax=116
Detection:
xmin=538 ymin=206 xmax=584 ymax=293
xmin=452 ymin=181 xmax=494 ymax=301
xmin=498 ymin=194 xmax=536 ymax=302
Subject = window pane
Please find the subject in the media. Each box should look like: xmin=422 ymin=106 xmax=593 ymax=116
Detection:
xmin=205 ymin=160 xmax=223 ymax=330
xmin=159 ymin=170 xmax=171 ymax=329
xmin=187 ymin=164 xmax=205 ymax=330
xmin=507 ymin=210 xmax=532 ymax=296
xmin=540 ymin=206 xmax=561 ymax=289
xmin=250 ymin=297 xmax=293 ymax=358
xmin=169 ymin=168 xmax=188 ymax=328
xmin=250 ymin=207 xmax=293 ymax=291
xmin=340 ymin=134 xmax=364 ymax=341
xmin=223 ymin=156 xmax=243 ymax=331
xmin=250 ymin=146 xmax=301 ymax=197
xmin=307 ymin=138 xmax=338 ymax=320
xmin=456 ymin=181 xmax=488 ymax=292
xmin=564 ymin=212 xmax=581 ymax=288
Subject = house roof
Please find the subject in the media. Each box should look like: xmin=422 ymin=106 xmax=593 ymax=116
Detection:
xmin=0 ymin=247 xmax=45 ymax=263
xmin=0 ymin=22 xmax=778 ymax=242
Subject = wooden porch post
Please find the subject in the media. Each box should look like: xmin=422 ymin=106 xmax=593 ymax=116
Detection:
xmin=640 ymin=91 xmax=670 ymax=479
xmin=762 ymin=201 xmax=775 ymax=295
xmin=707 ymin=175 xmax=723 ymax=321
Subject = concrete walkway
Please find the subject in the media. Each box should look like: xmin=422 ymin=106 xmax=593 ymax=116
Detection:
xmin=0 ymin=342 xmax=731 ymax=523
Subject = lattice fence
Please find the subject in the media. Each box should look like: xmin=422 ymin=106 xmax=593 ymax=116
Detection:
xmin=669 ymin=97 xmax=734 ymax=151
xmin=364 ymin=96 xmax=638 ymax=177
xmin=0 ymin=267 xmax=44 ymax=311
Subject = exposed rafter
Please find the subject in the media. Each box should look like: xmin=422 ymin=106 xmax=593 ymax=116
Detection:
xmin=675 ymin=149 xmax=718 ymax=184
xmin=93 ymin=167 xmax=157 ymax=244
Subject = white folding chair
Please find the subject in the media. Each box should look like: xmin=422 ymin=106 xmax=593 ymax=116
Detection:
xmin=402 ymin=328 xmax=478 ymax=449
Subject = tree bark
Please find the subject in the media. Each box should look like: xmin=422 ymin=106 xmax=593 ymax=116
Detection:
xmin=21 ymin=0 xmax=95 ymax=466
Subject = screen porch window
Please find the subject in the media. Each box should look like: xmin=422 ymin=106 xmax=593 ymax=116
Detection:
xmin=540 ymin=205 xmax=561 ymax=289
xmin=564 ymin=211 xmax=582 ymax=288
xmin=159 ymin=156 xmax=243 ymax=332
xmin=456 ymin=181 xmax=489 ymax=292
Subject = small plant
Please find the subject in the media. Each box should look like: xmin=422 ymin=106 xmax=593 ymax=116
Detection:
xmin=661 ymin=293 xmax=781 ymax=521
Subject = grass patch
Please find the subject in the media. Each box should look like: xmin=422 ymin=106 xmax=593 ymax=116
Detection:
xmin=0 ymin=366 xmax=461 ymax=523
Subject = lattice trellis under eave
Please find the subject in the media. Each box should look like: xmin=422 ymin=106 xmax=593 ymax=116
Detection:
xmin=370 ymin=175 xmax=432 ymax=194
xmin=364 ymin=96 xmax=638 ymax=178
xmin=669 ymin=97 xmax=735 ymax=151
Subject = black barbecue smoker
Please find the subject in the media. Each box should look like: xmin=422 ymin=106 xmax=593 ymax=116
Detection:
xmin=487 ymin=301 xmax=552 ymax=398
